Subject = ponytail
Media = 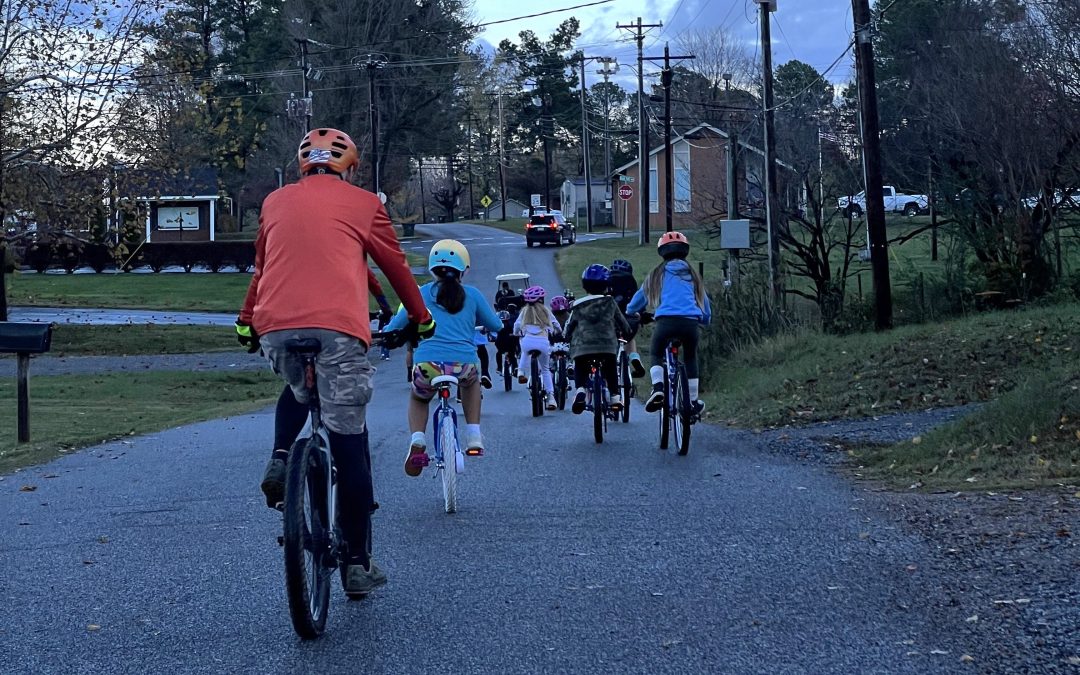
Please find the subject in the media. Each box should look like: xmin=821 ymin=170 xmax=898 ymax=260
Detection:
xmin=434 ymin=269 xmax=466 ymax=313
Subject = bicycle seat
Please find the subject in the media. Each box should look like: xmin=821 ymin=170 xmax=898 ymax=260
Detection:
xmin=284 ymin=338 xmax=321 ymax=355
xmin=431 ymin=375 xmax=460 ymax=387
xmin=527 ymin=349 xmax=542 ymax=356
xmin=669 ymin=339 xmax=683 ymax=349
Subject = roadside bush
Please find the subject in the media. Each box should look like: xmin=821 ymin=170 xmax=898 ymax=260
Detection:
xmin=82 ymin=243 xmax=113 ymax=272
xmin=136 ymin=241 xmax=254 ymax=273
xmin=54 ymin=237 xmax=83 ymax=273
xmin=23 ymin=239 xmax=53 ymax=273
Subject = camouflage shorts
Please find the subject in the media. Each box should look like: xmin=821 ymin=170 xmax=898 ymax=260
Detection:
xmin=260 ymin=329 xmax=374 ymax=435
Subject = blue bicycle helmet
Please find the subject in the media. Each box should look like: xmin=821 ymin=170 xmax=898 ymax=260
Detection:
xmin=582 ymin=263 xmax=610 ymax=283
xmin=611 ymin=259 xmax=633 ymax=275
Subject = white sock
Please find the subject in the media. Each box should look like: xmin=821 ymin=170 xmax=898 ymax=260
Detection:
xmin=689 ymin=378 xmax=700 ymax=400
xmin=466 ymin=424 xmax=481 ymax=439
xmin=650 ymin=366 xmax=664 ymax=385
xmin=410 ymin=431 xmax=426 ymax=447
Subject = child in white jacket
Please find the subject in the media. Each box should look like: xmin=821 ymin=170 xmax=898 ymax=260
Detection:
xmin=514 ymin=285 xmax=562 ymax=410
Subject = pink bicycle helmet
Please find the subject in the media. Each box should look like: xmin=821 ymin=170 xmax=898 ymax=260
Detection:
xmin=522 ymin=285 xmax=546 ymax=303
xmin=550 ymin=295 xmax=569 ymax=311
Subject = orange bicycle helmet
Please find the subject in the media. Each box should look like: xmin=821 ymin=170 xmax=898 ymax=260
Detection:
xmin=297 ymin=128 xmax=359 ymax=175
xmin=657 ymin=230 xmax=690 ymax=260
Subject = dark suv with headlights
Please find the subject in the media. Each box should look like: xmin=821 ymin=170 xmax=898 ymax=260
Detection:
xmin=525 ymin=213 xmax=576 ymax=247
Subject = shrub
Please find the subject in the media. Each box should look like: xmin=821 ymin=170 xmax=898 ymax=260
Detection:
xmin=82 ymin=242 xmax=113 ymax=272
xmin=24 ymin=239 xmax=53 ymax=273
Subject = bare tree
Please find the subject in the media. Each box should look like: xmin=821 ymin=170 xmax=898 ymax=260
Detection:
xmin=1 ymin=0 xmax=159 ymax=318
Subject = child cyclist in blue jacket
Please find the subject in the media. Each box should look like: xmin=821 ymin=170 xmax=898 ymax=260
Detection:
xmin=387 ymin=239 xmax=502 ymax=475
xmin=626 ymin=231 xmax=712 ymax=415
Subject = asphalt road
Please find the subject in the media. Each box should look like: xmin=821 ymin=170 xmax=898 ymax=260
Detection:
xmin=0 ymin=223 xmax=975 ymax=673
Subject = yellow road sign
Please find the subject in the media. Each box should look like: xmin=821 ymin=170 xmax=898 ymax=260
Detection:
xmin=480 ymin=195 xmax=493 ymax=208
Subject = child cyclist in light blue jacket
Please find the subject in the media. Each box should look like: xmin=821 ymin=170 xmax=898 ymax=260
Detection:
xmin=387 ymin=239 xmax=502 ymax=475
xmin=626 ymin=231 xmax=711 ymax=415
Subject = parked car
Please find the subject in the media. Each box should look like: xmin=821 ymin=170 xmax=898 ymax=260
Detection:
xmin=838 ymin=186 xmax=929 ymax=218
xmin=525 ymin=213 xmax=576 ymax=247
xmin=1022 ymin=190 xmax=1080 ymax=212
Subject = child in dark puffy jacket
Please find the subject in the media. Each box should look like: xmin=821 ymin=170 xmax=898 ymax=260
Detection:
xmin=563 ymin=264 xmax=631 ymax=414
xmin=493 ymin=305 xmax=521 ymax=379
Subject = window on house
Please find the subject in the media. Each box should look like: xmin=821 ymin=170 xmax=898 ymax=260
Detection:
xmin=648 ymin=155 xmax=658 ymax=213
xmin=675 ymin=143 xmax=691 ymax=213
xmin=157 ymin=205 xmax=200 ymax=230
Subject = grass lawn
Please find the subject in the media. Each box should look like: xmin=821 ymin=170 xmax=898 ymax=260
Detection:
xmin=554 ymin=228 xmax=729 ymax=289
xmin=44 ymin=325 xmax=237 ymax=356
xmin=7 ymin=265 xmax=423 ymax=314
xmin=460 ymin=218 xmax=528 ymax=235
xmin=707 ymin=301 xmax=1079 ymax=489
xmin=0 ymin=370 xmax=280 ymax=474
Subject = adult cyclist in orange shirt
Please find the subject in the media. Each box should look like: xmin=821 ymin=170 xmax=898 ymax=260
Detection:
xmin=236 ymin=128 xmax=433 ymax=595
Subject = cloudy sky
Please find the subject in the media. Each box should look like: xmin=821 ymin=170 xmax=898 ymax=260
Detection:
xmin=470 ymin=0 xmax=857 ymax=87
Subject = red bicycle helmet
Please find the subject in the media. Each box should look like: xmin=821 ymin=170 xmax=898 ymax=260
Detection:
xmin=550 ymin=295 xmax=569 ymax=312
xmin=298 ymin=128 xmax=359 ymax=175
xmin=657 ymin=231 xmax=690 ymax=260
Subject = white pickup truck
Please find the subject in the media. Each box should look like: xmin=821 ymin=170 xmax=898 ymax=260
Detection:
xmin=838 ymin=186 xmax=929 ymax=217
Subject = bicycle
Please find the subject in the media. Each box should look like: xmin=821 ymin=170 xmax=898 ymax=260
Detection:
xmin=274 ymin=338 xmax=350 ymax=639
xmin=430 ymin=374 xmax=475 ymax=513
xmin=550 ymin=340 xmax=570 ymax=411
xmin=584 ymin=358 xmax=621 ymax=444
xmin=525 ymin=348 xmax=545 ymax=417
xmin=616 ymin=339 xmax=634 ymax=424
xmin=658 ymin=339 xmax=697 ymax=456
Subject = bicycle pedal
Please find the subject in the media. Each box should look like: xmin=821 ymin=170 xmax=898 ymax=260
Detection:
xmin=276 ymin=535 xmax=284 ymax=547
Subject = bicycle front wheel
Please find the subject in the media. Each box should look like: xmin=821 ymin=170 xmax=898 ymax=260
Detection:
xmin=436 ymin=410 xmax=460 ymax=514
xmin=503 ymin=354 xmax=513 ymax=392
xmin=283 ymin=437 xmax=333 ymax=639
xmin=673 ymin=364 xmax=692 ymax=456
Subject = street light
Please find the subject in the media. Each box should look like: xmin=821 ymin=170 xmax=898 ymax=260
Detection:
xmin=532 ymin=92 xmax=553 ymax=213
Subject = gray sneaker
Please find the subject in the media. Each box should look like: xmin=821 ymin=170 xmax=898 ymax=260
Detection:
xmin=260 ymin=457 xmax=286 ymax=509
xmin=344 ymin=560 xmax=387 ymax=597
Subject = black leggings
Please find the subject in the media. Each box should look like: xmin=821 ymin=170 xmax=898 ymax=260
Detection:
xmin=650 ymin=317 xmax=701 ymax=378
xmin=477 ymin=344 xmax=490 ymax=378
xmin=573 ymin=354 xmax=619 ymax=395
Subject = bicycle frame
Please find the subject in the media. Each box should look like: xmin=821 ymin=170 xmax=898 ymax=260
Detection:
xmin=299 ymin=356 xmax=342 ymax=565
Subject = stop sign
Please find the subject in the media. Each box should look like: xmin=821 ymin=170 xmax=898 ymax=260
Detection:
xmin=618 ymin=184 xmax=634 ymax=200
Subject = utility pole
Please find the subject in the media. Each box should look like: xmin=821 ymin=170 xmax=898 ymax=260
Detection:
xmin=298 ymin=39 xmax=311 ymax=132
xmin=618 ymin=17 xmax=662 ymax=245
xmin=542 ymin=93 xmax=552 ymax=213
xmin=363 ymin=56 xmax=385 ymax=194
xmin=497 ymin=92 xmax=508 ymax=221
xmin=596 ymin=58 xmax=619 ymax=204
xmin=757 ymin=0 xmax=781 ymax=303
xmin=853 ymin=0 xmax=893 ymax=329
xmin=579 ymin=54 xmax=594 ymax=232
xmin=644 ymin=44 xmax=694 ymax=233
xmin=466 ymin=117 xmax=475 ymax=218
xmin=448 ymin=154 xmax=457 ymax=222
xmin=418 ymin=157 xmax=427 ymax=224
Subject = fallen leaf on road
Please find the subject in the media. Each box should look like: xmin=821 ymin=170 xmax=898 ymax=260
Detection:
xmin=82 ymin=560 xmax=94 ymax=565
xmin=87 ymin=625 xmax=100 ymax=632
xmin=965 ymin=477 xmax=978 ymax=483
xmin=858 ymin=532 xmax=871 ymax=540
xmin=97 ymin=536 xmax=109 ymax=544
xmin=905 ymin=564 xmax=918 ymax=572
xmin=19 ymin=485 xmax=37 ymax=492
xmin=960 ymin=655 xmax=974 ymax=663
xmin=965 ymin=614 xmax=978 ymax=623
xmin=661 ymin=639 xmax=683 ymax=649
xmin=651 ymin=592 xmax=664 ymax=597
xmin=1066 ymin=656 xmax=1080 ymax=666
xmin=930 ymin=649 xmax=950 ymax=655
xmin=992 ymin=598 xmax=1031 ymax=605
xmin=43 ymin=474 xmax=59 ymax=479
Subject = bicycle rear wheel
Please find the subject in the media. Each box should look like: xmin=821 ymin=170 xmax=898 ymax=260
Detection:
xmin=529 ymin=353 xmax=543 ymax=417
xmin=283 ymin=437 xmax=332 ymax=639
xmin=554 ymin=356 xmax=568 ymax=410
xmin=436 ymin=410 xmax=459 ymax=514
xmin=658 ymin=369 xmax=671 ymax=450
xmin=619 ymin=351 xmax=632 ymax=423
xmin=592 ymin=373 xmax=604 ymax=444
xmin=673 ymin=364 xmax=692 ymax=456
xmin=503 ymin=354 xmax=513 ymax=392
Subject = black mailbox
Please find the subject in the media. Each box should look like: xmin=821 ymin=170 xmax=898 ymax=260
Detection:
xmin=0 ymin=322 xmax=52 ymax=354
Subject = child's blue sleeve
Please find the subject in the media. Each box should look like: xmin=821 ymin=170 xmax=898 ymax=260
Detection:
xmin=472 ymin=288 xmax=503 ymax=332
xmin=700 ymin=293 xmax=712 ymax=325
xmin=626 ymin=287 xmax=647 ymax=314
xmin=386 ymin=305 xmax=409 ymax=331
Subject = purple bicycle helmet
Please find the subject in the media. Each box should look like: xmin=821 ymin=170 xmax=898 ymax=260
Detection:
xmin=523 ymin=285 xmax=546 ymax=303
xmin=550 ymin=295 xmax=570 ymax=312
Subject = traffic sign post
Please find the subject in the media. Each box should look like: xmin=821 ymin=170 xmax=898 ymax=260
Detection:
xmin=618 ymin=185 xmax=634 ymax=200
